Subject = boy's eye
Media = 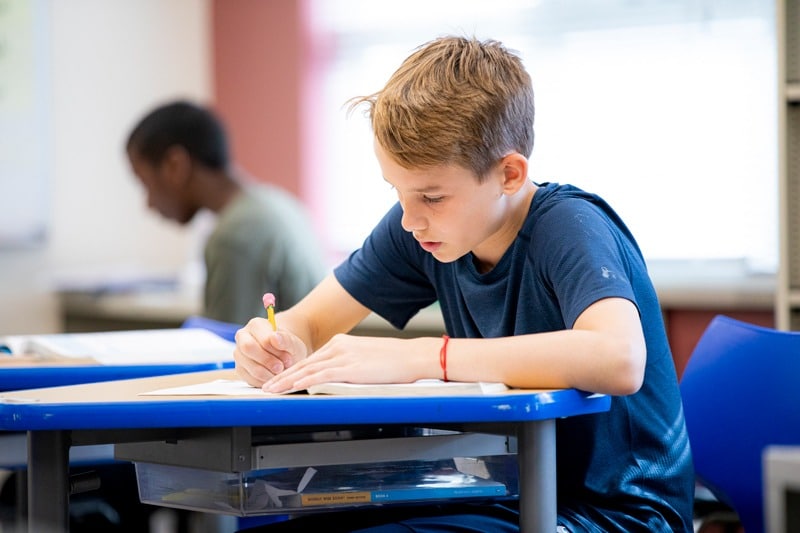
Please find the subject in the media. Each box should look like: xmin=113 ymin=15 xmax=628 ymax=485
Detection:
xmin=423 ymin=195 xmax=444 ymax=204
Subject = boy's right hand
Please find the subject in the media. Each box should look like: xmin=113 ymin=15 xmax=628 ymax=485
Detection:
xmin=233 ymin=317 xmax=308 ymax=387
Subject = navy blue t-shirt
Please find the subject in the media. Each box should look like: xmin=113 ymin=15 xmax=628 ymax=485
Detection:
xmin=334 ymin=182 xmax=694 ymax=532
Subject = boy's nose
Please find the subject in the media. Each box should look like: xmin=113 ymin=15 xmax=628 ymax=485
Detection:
xmin=400 ymin=207 xmax=425 ymax=233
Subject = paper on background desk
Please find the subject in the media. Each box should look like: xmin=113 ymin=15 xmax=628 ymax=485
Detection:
xmin=0 ymin=329 xmax=235 ymax=365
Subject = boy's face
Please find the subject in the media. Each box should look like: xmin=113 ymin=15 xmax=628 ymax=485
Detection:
xmin=127 ymin=148 xmax=197 ymax=225
xmin=374 ymin=140 xmax=513 ymax=269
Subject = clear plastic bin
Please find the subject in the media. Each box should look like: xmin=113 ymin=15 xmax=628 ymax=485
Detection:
xmin=135 ymin=454 xmax=519 ymax=516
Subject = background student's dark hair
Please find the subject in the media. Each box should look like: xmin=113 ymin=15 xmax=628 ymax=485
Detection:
xmin=126 ymin=100 xmax=229 ymax=170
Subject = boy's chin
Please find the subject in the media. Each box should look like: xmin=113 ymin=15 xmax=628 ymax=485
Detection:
xmin=431 ymin=250 xmax=464 ymax=264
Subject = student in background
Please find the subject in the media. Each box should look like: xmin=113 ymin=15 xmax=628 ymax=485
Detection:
xmin=234 ymin=35 xmax=694 ymax=532
xmin=126 ymin=100 xmax=328 ymax=325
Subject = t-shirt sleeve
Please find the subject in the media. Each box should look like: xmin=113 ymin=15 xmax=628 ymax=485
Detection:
xmin=334 ymin=203 xmax=438 ymax=329
xmin=534 ymin=199 xmax=639 ymax=328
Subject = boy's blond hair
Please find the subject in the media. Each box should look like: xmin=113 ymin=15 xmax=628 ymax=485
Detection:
xmin=349 ymin=35 xmax=534 ymax=181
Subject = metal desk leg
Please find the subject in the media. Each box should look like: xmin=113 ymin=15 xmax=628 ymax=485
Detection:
xmin=15 ymin=469 xmax=27 ymax=532
xmin=518 ymin=419 xmax=556 ymax=533
xmin=28 ymin=430 xmax=70 ymax=533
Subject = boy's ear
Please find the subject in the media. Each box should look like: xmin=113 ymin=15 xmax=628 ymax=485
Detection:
xmin=500 ymin=152 xmax=528 ymax=194
xmin=160 ymin=145 xmax=192 ymax=187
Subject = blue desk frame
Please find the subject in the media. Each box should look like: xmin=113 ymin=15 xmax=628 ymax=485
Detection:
xmin=0 ymin=370 xmax=610 ymax=533
xmin=0 ymin=360 xmax=232 ymax=392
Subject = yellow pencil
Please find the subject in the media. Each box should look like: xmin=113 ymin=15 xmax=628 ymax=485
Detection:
xmin=262 ymin=292 xmax=277 ymax=331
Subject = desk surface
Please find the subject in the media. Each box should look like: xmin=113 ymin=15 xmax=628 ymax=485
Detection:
xmin=0 ymin=369 xmax=610 ymax=431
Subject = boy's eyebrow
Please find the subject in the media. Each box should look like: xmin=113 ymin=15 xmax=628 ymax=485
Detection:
xmin=382 ymin=178 xmax=444 ymax=194
xmin=411 ymin=185 xmax=444 ymax=193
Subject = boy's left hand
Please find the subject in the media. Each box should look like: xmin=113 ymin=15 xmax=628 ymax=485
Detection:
xmin=262 ymin=334 xmax=433 ymax=393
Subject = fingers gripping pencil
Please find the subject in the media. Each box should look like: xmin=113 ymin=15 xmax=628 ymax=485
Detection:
xmin=262 ymin=293 xmax=277 ymax=331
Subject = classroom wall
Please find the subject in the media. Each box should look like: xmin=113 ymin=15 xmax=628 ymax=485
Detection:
xmin=211 ymin=0 xmax=335 ymax=236
xmin=0 ymin=0 xmax=211 ymax=335
xmin=212 ymin=0 xmax=305 ymax=197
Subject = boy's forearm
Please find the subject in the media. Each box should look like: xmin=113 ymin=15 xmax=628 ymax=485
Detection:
xmin=446 ymin=330 xmax=645 ymax=395
xmin=279 ymin=273 xmax=372 ymax=352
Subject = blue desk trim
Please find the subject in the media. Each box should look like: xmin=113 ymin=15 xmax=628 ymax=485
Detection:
xmin=0 ymin=389 xmax=609 ymax=431
xmin=0 ymin=361 xmax=233 ymax=392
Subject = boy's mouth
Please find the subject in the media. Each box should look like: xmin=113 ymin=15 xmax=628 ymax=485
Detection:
xmin=419 ymin=241 xmax=442 ymax=253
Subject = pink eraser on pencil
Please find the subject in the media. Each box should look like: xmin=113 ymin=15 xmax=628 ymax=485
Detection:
xmin=262 ymin=293 xmax=276 ymax=308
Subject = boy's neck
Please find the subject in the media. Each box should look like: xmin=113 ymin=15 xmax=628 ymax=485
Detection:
xmin=472 ymin=181 xmax=538 ymax=273
xmin=194 ymin=168 xmax=243 ymax=214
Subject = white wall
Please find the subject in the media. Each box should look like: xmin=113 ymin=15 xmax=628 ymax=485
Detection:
xmin=0 ymin=0 xmax=211 ymax=335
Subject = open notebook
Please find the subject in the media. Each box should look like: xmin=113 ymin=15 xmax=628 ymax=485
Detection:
xmin=141 ymin=378 xmax=509 ymax=397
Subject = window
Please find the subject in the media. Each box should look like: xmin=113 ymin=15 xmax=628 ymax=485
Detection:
xmin=307 ymin=0 xmax=777 ymax=270
xmin=0 ymin=0 xmax=51 ymax=249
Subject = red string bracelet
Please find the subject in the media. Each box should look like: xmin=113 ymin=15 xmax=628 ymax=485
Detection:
xmin=439 ymin=334 xmax=450 ymax=382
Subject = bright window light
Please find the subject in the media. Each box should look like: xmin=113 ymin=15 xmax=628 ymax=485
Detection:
xmin=306 ymin=0 xmax=777 ymax=271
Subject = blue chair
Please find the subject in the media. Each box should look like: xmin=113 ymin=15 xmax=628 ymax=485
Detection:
xmin=180 ymin=315 xmax=242 ymax=342
xmin=680 ymin=315 xmax=800 ymax=533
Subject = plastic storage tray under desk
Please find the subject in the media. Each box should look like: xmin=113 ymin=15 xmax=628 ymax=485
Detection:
xmin=124 ymin=430 xmax=518 ymax=516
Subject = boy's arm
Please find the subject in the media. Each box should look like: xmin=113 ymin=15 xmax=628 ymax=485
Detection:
xmin=444 ymin=297 xmax=647 ymax=395
xmin=241 ymin=290 xmax=646 ymax=395
xmin=234 ymin=273 xmax=371 ymax=386
xmin=262 ymin=296 xmax=646 ymax=396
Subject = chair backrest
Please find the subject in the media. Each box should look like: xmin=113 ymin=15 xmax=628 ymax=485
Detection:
xmin=680 ymin=315 xmax=800 ymax=533
xmin=180 ymin=315 xmax=241 ymax=342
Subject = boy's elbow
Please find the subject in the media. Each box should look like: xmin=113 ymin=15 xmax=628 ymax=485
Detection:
xmin=610 ymin=342 xmax=646 ymax=396
xmin=614 ymin=369 xmax=644 ymax=396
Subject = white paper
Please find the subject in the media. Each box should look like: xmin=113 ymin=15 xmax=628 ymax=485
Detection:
xmin=0 ymin=328 xmax=235 ymax=365
xmin=142 ymin=379 xmax=268 ymax=396
xmin=140 ymin=378 xmax=509 ymax=397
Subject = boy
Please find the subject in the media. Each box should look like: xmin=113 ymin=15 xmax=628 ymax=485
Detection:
xmin=234 ymin=36 xmax=694 ymax=532
xmin=126 ymin=101 xmax=327 ymax=324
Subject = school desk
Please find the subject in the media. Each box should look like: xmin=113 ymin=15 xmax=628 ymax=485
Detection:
xmin=0 ymin=369 xmax=610 ymax=533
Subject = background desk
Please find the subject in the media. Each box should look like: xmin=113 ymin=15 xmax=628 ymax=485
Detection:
xmin=0 ymin=359 xmax=232 ymax=392
xmin=0 ymin=369 xmax=610 ymax=533
xmin=0 ymin=332 xmax=236 ymax=531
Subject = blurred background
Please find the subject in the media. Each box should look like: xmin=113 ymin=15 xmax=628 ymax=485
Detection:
xmin=0 ymin=0 xmax=778 ymax=337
